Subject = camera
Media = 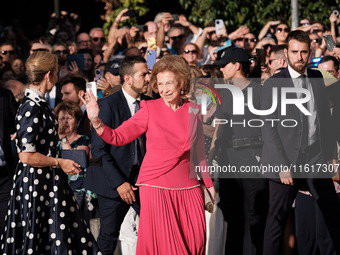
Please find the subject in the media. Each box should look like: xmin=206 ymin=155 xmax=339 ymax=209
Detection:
xmin=172 ymin=14 xmax=179 ymax=22
xmin=332 ymin=7 xmax=339 ymax=17
xmin=123 ymin=10 xmax=139 ymax=18
xmin=136 ymin=25 xmax=148 ymax=32
xmin=95 ymin=69 xmax=104 ymax=81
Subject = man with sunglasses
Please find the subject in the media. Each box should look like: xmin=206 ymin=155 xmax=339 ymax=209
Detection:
xmin=167 ymin=24 xmax=187 ymax=55
xmin=0 ymin=43 xmax=16 ymax=65
xmin=76 ymin=32 xmax=92 ymax=51
xmin=90 ymin=27 xmax=106 ymax=56
xmin=309 ymin=33 xmax=322 ymax=58
xmin=268 ymin=45 xmax=287 ymax=75
xmin=53 ymin=42 xmax=70 ymax=80
xmin=29 ymin=39 xmax=52 ymax=55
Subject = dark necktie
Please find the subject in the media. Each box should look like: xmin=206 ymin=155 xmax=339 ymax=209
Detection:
xmin=300 ymin=74 xmax=308 ymax=149
xmin=134 ymin=100 xmax=140 ymax=113
xmin=134 ymin=100 xmax=146 ymax=164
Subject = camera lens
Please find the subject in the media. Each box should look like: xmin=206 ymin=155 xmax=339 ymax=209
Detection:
xmin=96 ymin=70 xmax=100 ymax=74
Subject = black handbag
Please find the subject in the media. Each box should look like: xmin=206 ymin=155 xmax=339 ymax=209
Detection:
xmin=61 ymin=149 xmax=88 ymax=168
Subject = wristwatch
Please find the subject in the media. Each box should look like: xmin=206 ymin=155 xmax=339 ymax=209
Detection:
xmin=60 ymin=137 xmax=68 ymax=143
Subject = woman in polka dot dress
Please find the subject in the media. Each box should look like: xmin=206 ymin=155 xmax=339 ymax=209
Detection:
xmin=0 ymin=51 xmax=101 ymax=254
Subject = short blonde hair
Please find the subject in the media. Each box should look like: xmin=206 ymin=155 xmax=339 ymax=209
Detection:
xmin=150 ymin=55 xmax=191 ymax=94
xmin=25 ymin=51 xmax=58 ymax=85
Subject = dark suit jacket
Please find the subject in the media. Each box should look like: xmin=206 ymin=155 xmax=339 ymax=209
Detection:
xmin=326 ymin=80 xmax=340 ymax=144
xmin=260 ymin=68 xmax=336 ymax=180
xmin=77 ymin=110 xmax=91 ymax=138
xmin=0 ymin=88 xmax=18 ymax=177
xmin=84 ymin=90 xmax=151 ymax=198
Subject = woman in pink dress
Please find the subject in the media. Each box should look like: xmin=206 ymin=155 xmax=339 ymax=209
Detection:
xmin=82 ymin=55 xmax=216 ymax=254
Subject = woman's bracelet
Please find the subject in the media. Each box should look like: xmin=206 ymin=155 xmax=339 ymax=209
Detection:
xmin=52 ymin=158 xmax=59 ymax=168
xmin=92 ymin=120 xmax=103 ymax=129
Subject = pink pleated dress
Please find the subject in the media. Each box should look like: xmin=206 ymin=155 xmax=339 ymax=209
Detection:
xmin=99 ymin=98 xmax=213 ymax=255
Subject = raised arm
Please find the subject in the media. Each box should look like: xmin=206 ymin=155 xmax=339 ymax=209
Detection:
xmin=82 ymin=90 xmax=147 ymax=145
xmin=258 ymin=20 xmax=280 ymax=41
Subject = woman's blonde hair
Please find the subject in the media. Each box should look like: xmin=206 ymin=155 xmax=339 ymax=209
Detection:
xmin=150 ymin=55 xmax=191 ymax=94
xmin=25 ymin=51 xmax=58 ymax=85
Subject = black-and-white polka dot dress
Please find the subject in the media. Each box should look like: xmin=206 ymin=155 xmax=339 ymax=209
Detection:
xmin=0 ymin=88 xmax=101 ymax=255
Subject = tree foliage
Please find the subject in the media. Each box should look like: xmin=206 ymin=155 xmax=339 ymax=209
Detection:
xmin=178 ymin=0 xmax=340 ymax=34
xmin=102 ymin=0 xmax=149 ymax=36
xmin=102 ymin=0 xmax=340 ymax=36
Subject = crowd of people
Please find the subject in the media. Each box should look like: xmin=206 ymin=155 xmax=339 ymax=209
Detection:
xmin=1 ymin=6 xmax=340 ymax=255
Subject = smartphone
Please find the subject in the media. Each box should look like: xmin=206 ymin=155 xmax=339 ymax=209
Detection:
xmin=312 ymin=57 xmax=322 ymax=67
xmin=215 ymin=39 xmax=232 ymax=52
xmin=256 ymin=48 xmax=266 ymax=66
xmin=136 ymin=25 xmax=148 ymax=32
xmin=215 ymin=19 xmax=224 ymax=35
xmin=147 ymin=37 xmax=156 ymax=48
xmin=323 ymin=34 xmax=335 ymax=52
xmin=67 ymin=54 xmax=84 ymax=71
xmin=172 ymin=14 xmax=179 ymax=21
xmin=123 ymin=10 xmax=139 ymax=18
xmin=146 ymin=50 xmax=157 ymax=70
xmin=86 ymin=81 xmax=97 ymax=100
xmin=95 ymin=69 xmax=104 ymax=81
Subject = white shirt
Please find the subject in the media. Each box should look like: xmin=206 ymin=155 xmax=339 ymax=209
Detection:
xmin=288 ymin=65 xmax=318 ymax=145
xmin=122 ymin=87 xmax=141 ymax=117
xmin=0 ymin=144 xmax=6 ymax=166
xmin=122 ymin=87 xmax=141 ymax=165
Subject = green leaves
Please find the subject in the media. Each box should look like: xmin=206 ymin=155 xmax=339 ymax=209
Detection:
xmin=102 ymin=0 xmax=340 ymax=37
xmin=178 ymin=0 xmax=340 ymax=34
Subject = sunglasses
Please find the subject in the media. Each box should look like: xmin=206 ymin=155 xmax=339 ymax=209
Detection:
xmin=184 ymin=49 xmax=198 ymax=54
xmin=235 ymin=38 xmax=244 ymax=42
xmin=311 ymin=39 xmax=321 ymax=43
xmin=263 ymin=44 xmax=273 ymax=50
xmin=54 ymin=50 xmax=69 ymax=54
xmin=312 ymin=29 xmax=323 ymax=33
xmin=93 ymin=37 xmax=105 ymax=42
xmin=170 ymin=34 xmax=184 ymax=41
xmin=1 ymin=50 xmax=15 ymax=55
xmin=32 ymin=48 xmax=49 ymax=52
xmin=244 ymin=38 xmax=257 ymax=43
xmin=276 ymin=28 xmax=290 ymax=33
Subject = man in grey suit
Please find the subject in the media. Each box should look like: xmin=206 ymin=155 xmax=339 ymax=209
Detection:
xmin=261 ymin=30 xmax=340 ymax=255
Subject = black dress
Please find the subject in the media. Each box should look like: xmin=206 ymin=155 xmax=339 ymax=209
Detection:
xmin=0 ymin=88 xmax=100 ymax=254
